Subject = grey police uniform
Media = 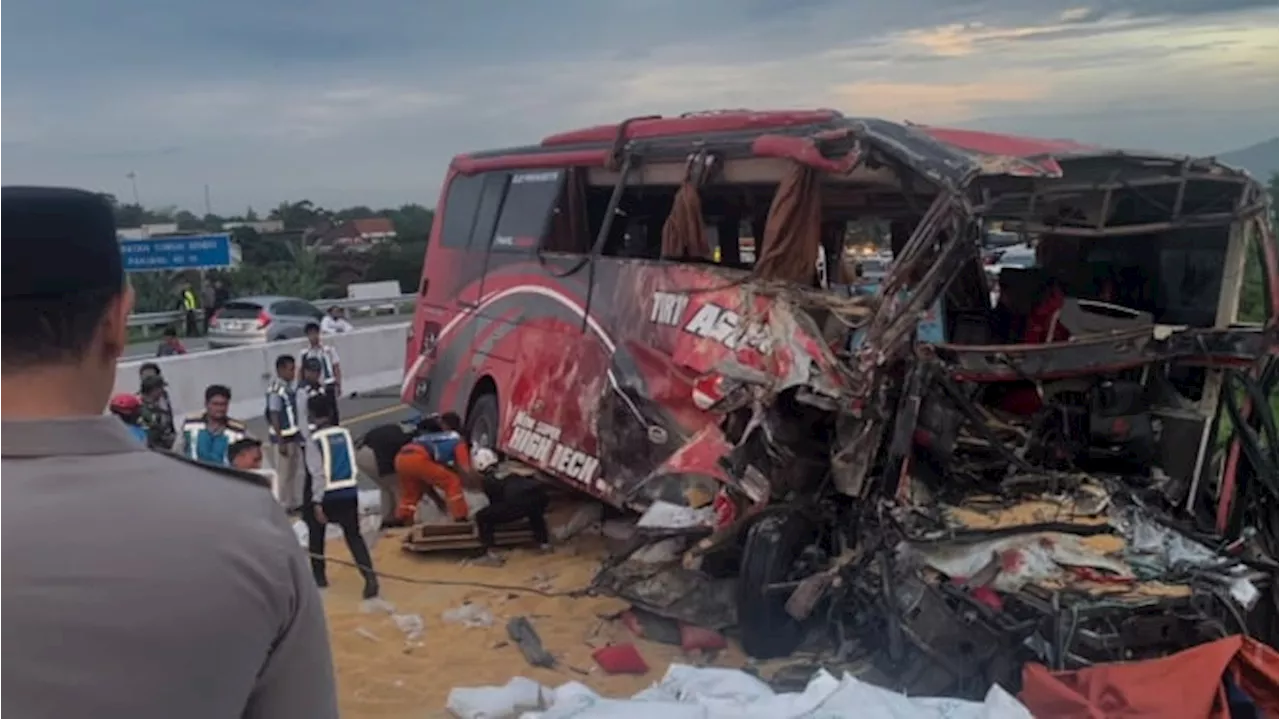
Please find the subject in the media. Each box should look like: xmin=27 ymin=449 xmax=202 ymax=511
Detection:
xmin=1 ymin=416 xmax=339 ymax=719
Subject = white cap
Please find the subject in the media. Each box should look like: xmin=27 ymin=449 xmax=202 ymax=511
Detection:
xmin=472 ymin=447 xmax=499 ymax=472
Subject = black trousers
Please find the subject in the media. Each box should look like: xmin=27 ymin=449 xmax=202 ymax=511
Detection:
xmin=475 ymin=489 xmax=550 ymax=548
xmin=302 ymin=493 xmax=375 ymax=586
xmin=324 ymin=384 xmax=341 ymax=424
xmin=184 ymin=310 xmax=200 ymax=337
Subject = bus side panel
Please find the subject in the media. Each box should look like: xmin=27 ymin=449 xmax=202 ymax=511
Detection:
xmin=462 ymin=257 xmax=616 ymax=501
xmin=403 ymin=169 xmax=495 ymax=408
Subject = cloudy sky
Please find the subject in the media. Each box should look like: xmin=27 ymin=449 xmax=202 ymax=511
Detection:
xmin=3 ymin=0 xmax=1276 ymax=212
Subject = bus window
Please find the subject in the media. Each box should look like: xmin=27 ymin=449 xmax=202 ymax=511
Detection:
xmin=469 ymin=173 xmax=508 ymax=249
xmin=439 ymin=174 xmax=486 ymax=248
xmin=491 ymin=170 xmax=564 ymax=253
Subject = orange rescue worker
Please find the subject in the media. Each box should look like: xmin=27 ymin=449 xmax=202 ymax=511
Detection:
xmin=393 ymin=415 xmax=473 ymax=523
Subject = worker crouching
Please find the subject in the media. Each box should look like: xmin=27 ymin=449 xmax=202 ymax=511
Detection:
xmin=393 ymin=414 xmax=474 ymax=524
xmin=303 ymin=391 xmax=379 ymax=599
xmin=470 ymin=447 xmax=553 ymax=567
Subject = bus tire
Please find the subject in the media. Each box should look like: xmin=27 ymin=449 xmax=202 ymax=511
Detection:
xmin=467 ymin=392 xmax=500 ymax=450
xmin=737 ymin=511 xmax=818 ymax=659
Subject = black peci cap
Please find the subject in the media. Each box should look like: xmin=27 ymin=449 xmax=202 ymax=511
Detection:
xmin=301 ymin=357 xmax=324 ymax=372
xmin=2 ymin=187 xmax=123 ymax=300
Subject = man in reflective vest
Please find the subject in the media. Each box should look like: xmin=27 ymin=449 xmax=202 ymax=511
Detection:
xmin=179 ymin=284 xmax=200 ymax=338
xmin=265 ymin=353 xmax=310 ymax=512
xmin=302 ymin=390 xmax=379 ymax=599
xmin=181 ymin=384 xmax=248 ymax=465
xmin=302 ymin=322 xmax=342 ymax=424
xmin=393 ymin=415 xmax=475 ymax=524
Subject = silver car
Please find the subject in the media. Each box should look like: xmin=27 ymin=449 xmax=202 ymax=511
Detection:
xmin=207 ymin=295 xmax=324 ymax=349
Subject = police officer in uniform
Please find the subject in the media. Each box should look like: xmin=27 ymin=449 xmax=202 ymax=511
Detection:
xmin=303 ymin=390 xmax=380 ymax=599
xmin=0 ymin=187 xmax=338 ymax=718
xmin=265 ymin=353 xmax=309 ymax=512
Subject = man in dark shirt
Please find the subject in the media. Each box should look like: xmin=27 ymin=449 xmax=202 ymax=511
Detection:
xmin=356 ymin=421 xmax=414 ymax=528
xmin=156 ymin=327 xmax=187 ymax=357
xmin=470 ymin=447 xmax=552 ymax=567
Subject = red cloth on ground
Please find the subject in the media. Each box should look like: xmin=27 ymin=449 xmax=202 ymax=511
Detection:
xmin=592 ymin=644 xmax=650 ymax=675
xmin=1018 ymin=635 xmax=1279 ymax=719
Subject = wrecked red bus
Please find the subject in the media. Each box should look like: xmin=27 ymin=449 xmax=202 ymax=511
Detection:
xmin=402 ymin=110 xmax=1277 ymax=678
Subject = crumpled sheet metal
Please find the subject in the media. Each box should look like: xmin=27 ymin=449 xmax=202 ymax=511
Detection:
xmin=904 ymin=532 xmax=1134 ymax=594
xmin=717 ymin=282 xmax=865 ymax=407
xmin=904 ymin=486 xmax=1261 ymax=606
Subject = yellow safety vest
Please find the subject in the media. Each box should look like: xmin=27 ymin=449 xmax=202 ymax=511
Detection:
xmin=182 ymin=290 xmax=197 ymax=311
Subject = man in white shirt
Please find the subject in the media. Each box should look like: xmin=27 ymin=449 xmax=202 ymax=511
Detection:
xmin=302 ymin=323 xmax=342 ymax=424
xmin=319 ymin=306 xmax=354 ymax=335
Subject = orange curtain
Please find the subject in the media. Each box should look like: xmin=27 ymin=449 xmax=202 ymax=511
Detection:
xmin=754 ymin=163 xmax=822 ymax=284
xmin=545 ymin=169 xmax=587 ymax=253
xmin=660 ymin=181 xmax=712 ymax=260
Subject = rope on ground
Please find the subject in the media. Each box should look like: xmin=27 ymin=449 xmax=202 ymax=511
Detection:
xmin=308 ymin=552 xmax=593 ymax=598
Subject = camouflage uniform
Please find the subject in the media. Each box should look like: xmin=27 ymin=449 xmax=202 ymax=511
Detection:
xmin=140 ymin=392 xmax=176 ymax=451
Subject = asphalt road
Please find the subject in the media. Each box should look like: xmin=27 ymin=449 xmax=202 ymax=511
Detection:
xmin=240 ymin=386 xmax=417 ymax=491
xmin=124 ymin=314 xmax=409 ymax=359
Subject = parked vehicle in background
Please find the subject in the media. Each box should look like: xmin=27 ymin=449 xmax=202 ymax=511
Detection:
xmin=856 ymin=254 xmax=890 ymax=282
xmin=207 ymin=295 xmax=324 ymax=348
xmin=399 ymin=109 xmax=1277 ymax=688
xmin=985 ymin=243 xmax=1037 ymax=305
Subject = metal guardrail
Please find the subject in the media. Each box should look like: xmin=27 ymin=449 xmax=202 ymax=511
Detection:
xmin=127 ymin=294 xmax=417 ymax=329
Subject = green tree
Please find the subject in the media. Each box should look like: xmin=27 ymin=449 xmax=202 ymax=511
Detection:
xmin=227 ymin=234 xmax=329 ymax=299
xmin=387 ymin=203 xmax=435 ymax=243
xmin=234 ymin=227 xmax=296 ymax=265
xmin=118 ymin=196 xmax=433 ymax=302
xmin=269 ymin=200 xmax=327 ymax=230
xmin=363 ymin=239 xmax=427 ymax=294
xmin=333 ymin=206 xmax=378 ymax=221
xmin=173 ymin=210 xmax=202 ymax=231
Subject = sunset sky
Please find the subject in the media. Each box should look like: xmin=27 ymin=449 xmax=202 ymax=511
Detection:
xmin=3 ymin=0 xmax=1276 ymax=210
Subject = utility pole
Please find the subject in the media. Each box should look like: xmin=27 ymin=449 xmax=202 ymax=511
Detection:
xmin=203 ymin=184 xmax=212 ymax=216
xmin=126 ymin=172 xmax=140 ymax=205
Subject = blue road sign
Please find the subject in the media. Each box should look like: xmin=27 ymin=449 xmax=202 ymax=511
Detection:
xmin=121 ymin=234 xmax=233 ymax=271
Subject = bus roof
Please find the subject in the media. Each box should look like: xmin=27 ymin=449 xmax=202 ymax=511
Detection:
xmin=452 ymin=108 xmax=1255 ymax=189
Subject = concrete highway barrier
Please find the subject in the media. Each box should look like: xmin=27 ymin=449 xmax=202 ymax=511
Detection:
xmin=127 ymin=293 xmax=417 ymax=334
xmin=114 ymin=322 xmax=411 ymax=422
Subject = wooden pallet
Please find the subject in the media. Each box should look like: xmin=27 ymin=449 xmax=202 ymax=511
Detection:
xmin=401 ymin=520 xmax=535 ymax=554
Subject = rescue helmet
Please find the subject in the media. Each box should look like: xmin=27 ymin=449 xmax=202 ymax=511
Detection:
xmin=472 ymin=447 xmax=499 ymax=472
xmin=109 ymin=393 xmax=143 ymax=418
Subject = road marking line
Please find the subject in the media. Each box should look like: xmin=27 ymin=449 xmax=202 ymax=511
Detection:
xmin=342 ymin=402 xmax=408 ymax=426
